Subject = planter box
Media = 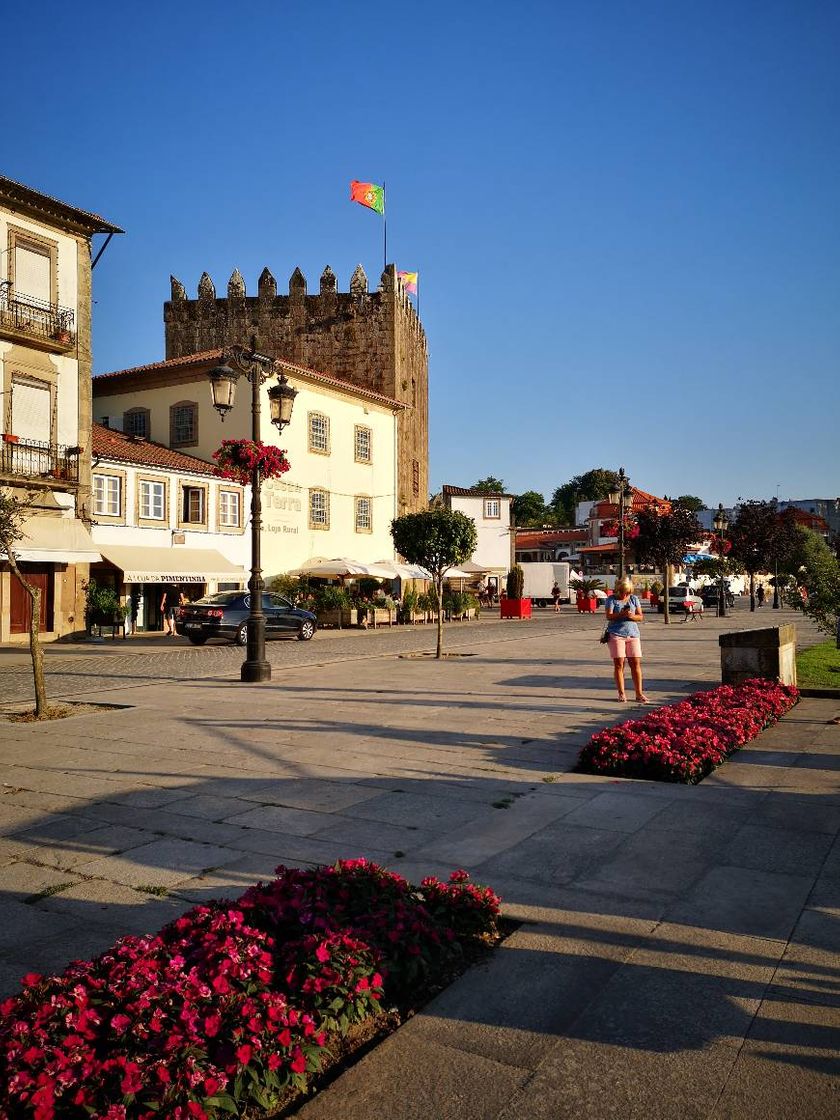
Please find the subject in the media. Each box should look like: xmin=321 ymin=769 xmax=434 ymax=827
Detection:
xmin=318 ymin=608 xmax=353 ymax=629
xmin=3 ymin=433 xmax=19 ymax=444
xmin=357 ymin=607 xmax=394 ymax=628
xmin=576 ymin=595 xmax=599 ymax=613
xmin=500 ymin=597 xmax=532 ymax=619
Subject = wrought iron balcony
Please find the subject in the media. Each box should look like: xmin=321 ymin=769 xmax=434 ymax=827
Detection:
xmin=0 ymin=437 xmax=81 ymax=486
xmin=0 ymin=283 xmax=76 ymax=353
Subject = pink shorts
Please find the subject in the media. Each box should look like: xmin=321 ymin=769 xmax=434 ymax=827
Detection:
xmin=607 ymin=635 xmax=642 ymax=659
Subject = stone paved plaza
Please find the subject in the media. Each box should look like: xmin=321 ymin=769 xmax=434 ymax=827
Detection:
xmin=0 ymin=607 xmax=838 ymax=1118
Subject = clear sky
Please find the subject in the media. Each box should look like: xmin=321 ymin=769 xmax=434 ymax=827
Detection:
xmin=4 ymin=1 xmax=838 ymax=507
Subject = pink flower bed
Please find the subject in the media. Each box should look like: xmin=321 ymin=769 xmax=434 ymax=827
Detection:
xmin=578 ymin=678 xmax=799 ymax=784
xmin=0 ymin=860 xmax=500 ymax=1120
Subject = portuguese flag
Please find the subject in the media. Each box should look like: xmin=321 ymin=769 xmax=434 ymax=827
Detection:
xmin=350 ymin=180 xmax=385 ymax=215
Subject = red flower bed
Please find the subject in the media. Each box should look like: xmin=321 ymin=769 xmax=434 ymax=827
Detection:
xmin=0 ymin=860 xmax=500 ymax=1119
xmin=578 ymin=678 xmax=799 ymax=784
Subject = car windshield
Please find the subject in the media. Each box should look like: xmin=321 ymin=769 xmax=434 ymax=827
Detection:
xmin=669 ymin=588 xmax=688 ymax=597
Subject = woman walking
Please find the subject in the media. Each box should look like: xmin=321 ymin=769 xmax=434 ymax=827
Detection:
xmin=605 ymin=576 xmax=648 ymax=702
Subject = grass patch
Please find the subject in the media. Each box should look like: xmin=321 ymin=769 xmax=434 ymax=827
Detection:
xmin=23 ymin=882 xmax=74 ymax=904
xmin=797 ymin=641 xmax=840 ymax=689
xmin=135 ymin=884 xmax=169 ymax=897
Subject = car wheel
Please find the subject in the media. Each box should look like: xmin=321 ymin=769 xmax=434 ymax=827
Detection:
xmin=297 ymin=620 xmax=316 ymax=641
xmin=187 ymin=635 xmax=207 ymax=646
xmin=235 ymin=622 xmax=248 ymax=646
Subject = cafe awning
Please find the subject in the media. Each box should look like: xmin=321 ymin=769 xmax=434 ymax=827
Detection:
xmin=3 ymin=515 xmax=101 ymax=563
xmin=96 ymin=544 xmax=245 ymax=584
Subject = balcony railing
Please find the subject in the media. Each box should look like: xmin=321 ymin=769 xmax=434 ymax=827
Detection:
xmin=0 ymin=437 xmax=81 ymax=485
xmin=0 ymin=284 xmax=76 ymax=350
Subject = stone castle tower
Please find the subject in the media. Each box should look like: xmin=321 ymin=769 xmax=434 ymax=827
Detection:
xmin=164 ymin=263 xmax=428 ymax=514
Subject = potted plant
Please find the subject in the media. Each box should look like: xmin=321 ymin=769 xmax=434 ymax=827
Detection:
xmin=640 ymin=579 xmax=651 ymax=601
xmin=398 ymin=586 xmax=419 ymax=625
xmin=500 ymin=564 xmax=532 ymax=619
xmin=649 ymin=579 xmax=664 ymax=608
xmin=3 ymin=433 xmax=19 ymax=444
xmin=570 ymin=577 xmax=604 ymax=614
xmin=313 ymin=585 xmax=352 ymax=629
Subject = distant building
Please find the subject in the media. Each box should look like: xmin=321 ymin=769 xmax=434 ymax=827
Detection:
xmin=779 ymin=499 xmax=839 ymax=536
xmin=515 ymin=527 xmax=588 ymax=565
xmin=436 ymin=485 xmax=514 ymax=588
xmin=577 ymin=487 xmax=670 ymax=574
xmin=0 ymin=176 xmax=121 ymax=641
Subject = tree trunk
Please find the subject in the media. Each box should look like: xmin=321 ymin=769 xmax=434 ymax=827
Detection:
xmin=434 ymin=576 xmax=444 ymax=659
xmin=663 ymin=561 xmax=671 ymax=625
xmin=7 ymin=554 xmax=48 ymax=717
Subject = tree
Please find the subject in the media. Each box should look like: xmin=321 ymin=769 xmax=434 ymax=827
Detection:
xmin=729 ymin=500 xmax=799 ymax=611
xmin=633 ymin=505 xmax=702 ymax=624
xmin=675 ymin=495 xmax=705 ymax=513
xmin=512 ymin=490 xmax=551 ymax=527
xmin=550 ymin=468 xmax=620 ymax=526
xmin=784 ymin=527 xmax=840 ymax=637
xmin=0 ymin=490 xmax=48 ymax=717
xmin=472 ymin=476 xmax=505 ymax=494
xmin=391 ymin=509 xmax=478 ymax=659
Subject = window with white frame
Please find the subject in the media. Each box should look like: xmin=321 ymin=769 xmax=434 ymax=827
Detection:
xmin=140 ymin=479 xmax=166 ymax=520
xmin=484 ymin=499 xmax=501 ymax=519
xmin=354 ymin=496 xmax=372 ymax=532
xmin=219 ymin=490 xmax=241 ymax=529
xmin=181 ymin=486 xmax=206 ymax=525
xmin=308 ymin=412 xmax=330 ymax=454
xmin=309 ymin=488 xmax=329 ymax=529
xmin=93 ymin=474 xmax=121 ymax=517
xmin=354 ymin=425 xmax=372 ymax=463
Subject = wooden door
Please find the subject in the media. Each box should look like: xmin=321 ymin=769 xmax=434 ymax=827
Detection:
xmin=10 ymin=565 xmax=52 ymax=634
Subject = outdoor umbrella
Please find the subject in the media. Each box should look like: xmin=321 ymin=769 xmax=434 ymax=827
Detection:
xmin=376 ymin=560 xmax=433 ymax=580
xmin=290 ymin=558 xmax=397 ymax=579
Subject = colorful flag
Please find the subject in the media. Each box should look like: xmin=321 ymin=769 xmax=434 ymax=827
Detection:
xmin=397 ymin=271 xmax=418 ymax=294
xmin=350 ymin=180 xmax=385 ymax=215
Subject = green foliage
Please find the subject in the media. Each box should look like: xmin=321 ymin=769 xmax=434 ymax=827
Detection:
xmin=313 ymin=585 xmax=351 ymax=611
xmin=634 ymin=506 xmax=702 ymax=569
xmin=729 ymin=500 xmax=800 ymax=575
xmin=512 ymin=490 xmax=551 ymax=527
xmin=269 ymin=573 xmax=311 ymax=604
xmin=570 ymin=577 xmax=605 ymax=596
xmin=796 ymin=640 xmax=840 ymax=688
xmin=506 ymin=564 xmax=525 ymax=599
xmin=84 ymin=580 xmax=125 ymax=624
xmin=650 ymin=580 xmax=664 ymax=595
xmin=784 ymin=527 xmax=840 ymax=637
xmin=391 ymin=510 xmax=477 ymax=579
xmin=472 ymin=476 xmax=505 ymax=494
xmin=416 ymin=591 xmax=436 ymax=614
xmin=674 ymin=495 xmax=706 ymax=513
xmin=550 ymin=468 xmax=620 ymax=525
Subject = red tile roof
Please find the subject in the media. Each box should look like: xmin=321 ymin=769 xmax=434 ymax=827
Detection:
xmin=94 ymin=350 xmax=405 ymax=410
xmin=442 ymin=484 xmax=514 ymax=499
xmin=515 ymin=529 xmax=588 ymax=547
xmin=592 ymin=487 xmax=670 ymax=517
xmin=91 ymin=423 xmax=217 ymax=476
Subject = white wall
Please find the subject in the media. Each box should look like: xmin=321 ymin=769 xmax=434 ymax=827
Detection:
xmin=448 ymin=495 xmax=512 ymax=572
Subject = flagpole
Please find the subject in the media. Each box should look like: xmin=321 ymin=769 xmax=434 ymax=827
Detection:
xmin=383 ymin=180 xmax=387 ymax=270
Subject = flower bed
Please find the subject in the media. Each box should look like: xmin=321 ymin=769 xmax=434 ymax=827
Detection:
xmin=578 ymin=678 xmax=799 ymax=784
xmin=0 ymin=860 xmax=500 ymax=1120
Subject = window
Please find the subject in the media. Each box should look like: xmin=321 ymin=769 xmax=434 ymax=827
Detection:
xmin=140 ymin=480 xmax=166 ymax=520
xmin=309 ymin=488 xmax=329 ymax=529
xmin=170 ymin=401 xmax=198 ymax=447
xmin=412 ymin=459 xmax=420 ymax=498
xmin=308 ymin=412 xmax=330 ymax=454
xmin=124 ymin=408 xmax=149 ymax=438
xmin=355 ymin=496 xmax=372 ymax=533
xmin=484 ymin=499 xmax=501 ymax=519
xmin=181 ymin=486 xmax=206 ymax=525
xmin=354 ymin=425 xmax=372 ymax=463
xmin=11 ymin=377 xmax=52 ymax=442
xmin=93 ymin=474 xmax=121 ymax=517
xmin=219 ymin=490 xmax=241 ymax=529
xmin=9 ymin=227 xmax=56 ymax=305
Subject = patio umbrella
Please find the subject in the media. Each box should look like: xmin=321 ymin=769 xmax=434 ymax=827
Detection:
xmin=290 ymin=558 xmax=397 ymax=579
xmin=592 ymin=589 xmax=608 ymax=599
xmin=376 ymin=560 xmax=433 ymax=580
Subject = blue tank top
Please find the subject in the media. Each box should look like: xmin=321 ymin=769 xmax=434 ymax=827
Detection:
xmin=606 ymin=594 xmax=641 ymax=638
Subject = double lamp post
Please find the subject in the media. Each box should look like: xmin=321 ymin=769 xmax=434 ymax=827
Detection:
xmin=713 ymin=503 xmax=729 ymax=618
xmin=208 ymin=341 xmax=297 ymax=683
xmin=609 ymin=467 xmax=633 ymax=580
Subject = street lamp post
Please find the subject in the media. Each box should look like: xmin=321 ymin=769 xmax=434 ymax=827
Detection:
xmin=609 ymin=467 xmax=632 ymax=580
xmin=713 ymin=503 xmax=729 ymax=619
xmin=208 ymin=339 xmax=297 ymax=683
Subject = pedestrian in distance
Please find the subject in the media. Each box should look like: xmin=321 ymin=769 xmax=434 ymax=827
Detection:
xmin=604 ymin=576 xmax=648 ymax=703
xmin=756 ymin=584 xmax=766 ymax=608
xmin=551 ymin=581 xmax=561 ymax=613
xmin=160 ymin=584 xmax=180 ymax=635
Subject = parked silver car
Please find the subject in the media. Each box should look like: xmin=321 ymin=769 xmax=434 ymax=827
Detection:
xmin=658 ymin=586 xmax=704 ymax=615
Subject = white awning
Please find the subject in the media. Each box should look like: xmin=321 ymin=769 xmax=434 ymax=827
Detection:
xmin=96 ymin=544 xmax=245 ymax=584
xmin=2 ymin=515 xmax=102 ymax=563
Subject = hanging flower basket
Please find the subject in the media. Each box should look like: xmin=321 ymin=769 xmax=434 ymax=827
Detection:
xmin=212 ymin=439 xmax=291 ymax=485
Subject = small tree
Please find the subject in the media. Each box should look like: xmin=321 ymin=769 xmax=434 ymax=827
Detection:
xmin=0 ymin=490 xmax=48 ymax=717
xmin=729 ymin=500 xmax=798 ymax=611
xmin=391 ymin=509 xmax=477 ymax=658
xmin=512 ymin=490 xmax=551 ymax=527
xmin=784 ymin=527 xmax=840 ymax=637
xmin=472 ymin=476 xmax=506 ymax=494
xmin=634 ymin=504 xmax=702 ymax=624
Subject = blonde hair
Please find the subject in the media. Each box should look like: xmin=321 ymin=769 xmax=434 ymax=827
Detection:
xmin=615 ymin=577 xmax=634 ymax=596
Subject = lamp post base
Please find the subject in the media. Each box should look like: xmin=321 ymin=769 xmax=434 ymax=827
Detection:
xmin=241 ymin=659 xmax=271 ymax=683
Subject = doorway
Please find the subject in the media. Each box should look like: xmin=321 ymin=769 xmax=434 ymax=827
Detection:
xmin=10 ymin=564 xmax=54 ymax=634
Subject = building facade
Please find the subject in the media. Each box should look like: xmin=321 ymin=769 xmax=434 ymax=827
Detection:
xmin=91 ymin=351 xmax=402 ymax=579
xmin=88 ymin=423 xmax=248 ymax=631
xmin=0 ymin=176 xmax=121 ymax=641
xmin=438 ymin=485 xmax=514 ymax=583
xmin=163 ymin=263 xmax=428 ymax=515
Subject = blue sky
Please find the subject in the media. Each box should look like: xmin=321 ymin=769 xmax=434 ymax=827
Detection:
xmin=4 ymin=1 xmax=839 ymax=507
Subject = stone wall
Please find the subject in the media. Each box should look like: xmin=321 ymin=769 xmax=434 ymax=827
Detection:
xmin=164 ymin=263 xmax=429 ymax=514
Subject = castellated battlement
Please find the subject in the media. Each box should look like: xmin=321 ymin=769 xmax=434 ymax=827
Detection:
xmin=163 ymin=262 xmax=429 ymax=513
